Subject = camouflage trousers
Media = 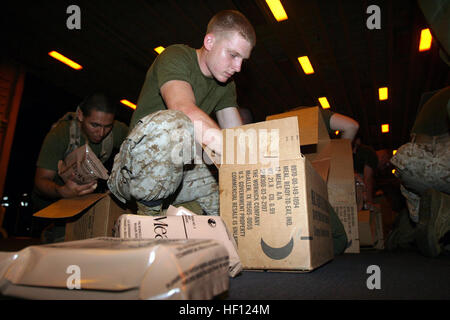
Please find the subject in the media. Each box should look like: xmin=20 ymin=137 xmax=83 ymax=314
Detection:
xmin=390 ymin=134 xmax=450 ymax=222
xmin=107 ymin=110 xmax=219 ymax=215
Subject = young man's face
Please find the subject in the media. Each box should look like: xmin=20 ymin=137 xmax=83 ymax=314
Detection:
xmin=205 ymin=31 xmax=253 ymax=83
xmin=78 ymin=109 xmax=114 ymax=144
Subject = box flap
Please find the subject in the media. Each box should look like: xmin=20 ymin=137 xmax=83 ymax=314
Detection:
xmin=305 ymin=139 xmax=332 ymax=168
xmin=305 ymin=141 xmax=332 ymax=182
xmin=33 ymin=193 xmax=108 ymax=219
xmin=327 ymin=139 xmax=355 ymax=184
xmin=309 ymin=158 xmax=330 ymax=183
xmin=221 ymin=116 xmax=301 ymax=165
xmin=266 ymin=106 xmax=330 ymax=146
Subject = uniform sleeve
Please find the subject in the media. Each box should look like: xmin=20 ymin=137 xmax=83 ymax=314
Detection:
xmin=36 ymin=122 xmax=70 ymax=172
xmin=411 ymin=86 xmax=450 ymax=135
xmin=214 ymin=81 xmax=238 ymax=112
xmin=154 ymin=46 xmax=193 ymax=89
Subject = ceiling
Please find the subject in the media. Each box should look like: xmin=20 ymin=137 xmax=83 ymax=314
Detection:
xmin=2 ymin=0 xmax=449 ymax=151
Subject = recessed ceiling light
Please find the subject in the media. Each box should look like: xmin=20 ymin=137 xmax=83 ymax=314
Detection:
xmin=120 ymin=99 xmax=136 ymax=110
xmin=318 ymin=97 xmax=330 ymax=109
xmin=48 ymin=51 xmax=82 ymax=70
xmin=297 ymin=56 xmax=315 ymax=75
xmin=266 ymin=0 xmax=288 ymax=22
xmin=379 ymin=87 xmax=388 ymax=101
xmin=154 ymin=46 xmax=165 ymax=54
xmin=419 ymin=28 xmax=432 ymax=52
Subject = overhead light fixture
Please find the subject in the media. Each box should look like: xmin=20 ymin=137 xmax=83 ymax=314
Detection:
xmin=154 ymin=46 xmax=165 ymax=54
xmin=379 ymin=87 xmax=388 ymax=101
xmin=48 ymin=51 xmax=82 ymax=70
xmin=318 ymin=97 xmax=330 ymax=109
xmin=120 ymin=99 xmax=136 ymax=110
xmin=419 ymin=28 xmax=432 ymax=52
xmin=381 ymin=124 xmax=389 ymax=133
xmin=266 ymin=0 xmax=288 ymax=22
xmin=393 ymin=149 xmax=397 ymax=155
xmin=298 ymin=56 xmax=315 ymax=75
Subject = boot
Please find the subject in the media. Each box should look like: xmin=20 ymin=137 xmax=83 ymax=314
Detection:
xmin=415 ymin=189 xmax=450 ymax=258
xmin=385 ymin=208 xmax=417 ymax=251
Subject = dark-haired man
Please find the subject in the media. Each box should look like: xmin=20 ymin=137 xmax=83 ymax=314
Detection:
xmin=32 ymin=93 xmax=128 ymax=212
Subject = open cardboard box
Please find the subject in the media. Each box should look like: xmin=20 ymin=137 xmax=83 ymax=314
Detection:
xmin=266 ymin=107 xmax=360 ymax=253
xmin=33 ymin=192 xmax=134 ymax=241
xmin=219 ymin=116 xmax=334 ymax=271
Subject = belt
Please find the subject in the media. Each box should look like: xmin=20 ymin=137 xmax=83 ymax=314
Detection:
xmin=412 ymin=132 xmax=450 ymax=144
xmin=138 ymin=198 xmax=164 ymax=207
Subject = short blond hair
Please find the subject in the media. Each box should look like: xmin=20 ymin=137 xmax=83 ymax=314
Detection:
xmin=206 ymin=10 xmax=256 ymax=47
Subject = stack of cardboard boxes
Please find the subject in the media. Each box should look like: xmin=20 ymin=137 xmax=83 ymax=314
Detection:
xmin=33 ymin=106 xmax=364 ymax=274
xmin=219 ymin=113 xmax=334 ymax=271
xmin=266 ymin=106 xmax=360 ymax=254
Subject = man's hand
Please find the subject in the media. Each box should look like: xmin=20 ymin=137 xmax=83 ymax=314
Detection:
xmin=34 ymin=167 xmax=97 ymax=200
xmin=199 ymin=125 xmax=223 ymax=156
xmin=161 ymin=80 xmax=225 ymax=163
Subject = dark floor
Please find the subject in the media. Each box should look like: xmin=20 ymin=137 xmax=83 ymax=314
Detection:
xmin=1 ymin=237 xmax=449 ymax=300
xmin=227 ymin=249 xmax=450 ymax=300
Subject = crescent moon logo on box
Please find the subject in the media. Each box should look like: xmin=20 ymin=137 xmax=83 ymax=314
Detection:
xmin=260 ymin=237 xmax=294 ymax=260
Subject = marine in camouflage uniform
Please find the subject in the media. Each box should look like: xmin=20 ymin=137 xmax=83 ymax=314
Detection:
xmin=389 ymin=87 xmax=450 ymax=257
xmin=108 ymin=11 xmax=256 ymax=216
xmin=33 ymin=95 xmax=129 ymax=212
xmin=390 ymin=87 xmax=450 ymax=222
xmin=32 ymin=93 xmax=128 ymax=242
xmin=108 ymin=110 xmax=219 ymax=216
xmin=391 ymin=134 xmax=450 ymax=222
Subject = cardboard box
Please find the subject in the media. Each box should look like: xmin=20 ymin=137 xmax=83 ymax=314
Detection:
xmin=266 ymin=107 xmax=360 ymax=253
xmin=372 ymin=205 xmax=385 ymax=250
xmin=326 ymin=139 xmax=360 ymax=253
xmin=374 ymin=194 xmax=396 ymax=240
xmin=375 ymin=206 xmax=385 ymax=250
xmin=358 ymin=210 xmax=376 ymax=246
xmin=358 ymin=208 xmax=384 ymax=249
xmin=219 ymin=116 xmax=334 ymax=271
xmin=114 ymin=206 xmax=243 ymax=277
xmin=33 ymin=192 xmax=134 ymax=241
